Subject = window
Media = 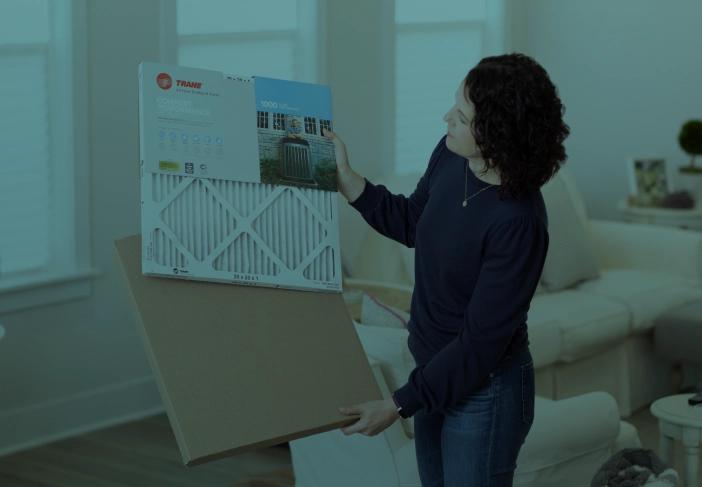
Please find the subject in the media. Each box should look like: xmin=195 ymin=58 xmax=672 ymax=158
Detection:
xmin=273 ymin=113 xmax=286 ymax=131
xmin=319 ymin=119 xmax=331 ymax=135
xmin=304 ymin=116 xmax=317 ymax=135
xmin=170 ymin=0 xmax=324 ymax=83
xmin=392 ymin=0 xmax=502 ymax=174
xmin=257 ymin=110 xmax=269 ymax=129
xmin=0 ymin=0 xmax=95 ymax=312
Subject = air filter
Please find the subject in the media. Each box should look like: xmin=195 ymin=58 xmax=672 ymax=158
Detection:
xmin=138 ymin=62 xmax=341 ymax=293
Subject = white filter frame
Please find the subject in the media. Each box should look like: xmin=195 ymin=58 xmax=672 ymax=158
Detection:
xmin=140 ymin=170 xmax=342 ymax=293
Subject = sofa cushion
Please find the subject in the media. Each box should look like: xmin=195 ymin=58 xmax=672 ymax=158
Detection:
xmin=353 ymin=321 xmax=415 ymax=438
xmin=361 ymin=293 xmax=410 ymax=329
xmin=529 ymin=290 xmax=631 ymax=362
xmin=575 ymin=269 xmax=702 ymax=332
xmin=540 ymin=172 xmax=601 ymax=291
xmin=524 ymin=316 xmax=562 ymax=369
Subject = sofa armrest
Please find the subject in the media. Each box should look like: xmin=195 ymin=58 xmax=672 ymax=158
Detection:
xmin=588 ymin=218 xmax=702 ymax=283
xmin=518 ymin=391 xmax=621 ymax=475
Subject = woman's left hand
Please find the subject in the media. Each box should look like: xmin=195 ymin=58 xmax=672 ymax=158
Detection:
xmin=338 ymin=399 xmax=400 ymax=436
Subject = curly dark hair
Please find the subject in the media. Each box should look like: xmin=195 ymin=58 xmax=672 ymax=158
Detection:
xmin=464 ymin=52 xmax=570 ymax=200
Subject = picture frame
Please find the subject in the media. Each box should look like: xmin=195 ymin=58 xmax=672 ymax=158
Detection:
xmin=626 ymin=157 xmax=673 ymax=207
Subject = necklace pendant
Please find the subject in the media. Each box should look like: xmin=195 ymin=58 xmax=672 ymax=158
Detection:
xmin=462 ymin=200 xmax=467 ymax=207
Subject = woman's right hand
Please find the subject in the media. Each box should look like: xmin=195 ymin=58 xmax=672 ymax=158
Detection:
xmin=321 ymin=127 xmax=366 ymax=203
xmin=322 ymin=127 xmax=351 ymax=174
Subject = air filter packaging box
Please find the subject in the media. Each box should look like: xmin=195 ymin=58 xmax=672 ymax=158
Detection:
xmin=127 ymin=61 xmax=382 ymax=466
xmin=138 ymin=61 xmax=342 ymax=293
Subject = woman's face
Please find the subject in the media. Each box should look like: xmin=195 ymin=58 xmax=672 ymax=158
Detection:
xmin=443 ymin=78 xmax=480 ymax=158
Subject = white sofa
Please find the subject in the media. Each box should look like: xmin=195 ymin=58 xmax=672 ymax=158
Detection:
xmin=290 ymin=164 xmax=702 ymax=485
xmin=292 ymin=374 xmax=639 ymax=487
xmin=290 ymin=285 xmax=642 ymax=486
xmin=334 ymin=165 xmax=702 ymax=418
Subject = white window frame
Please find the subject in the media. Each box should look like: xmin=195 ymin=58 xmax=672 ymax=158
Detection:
xmin=0 ymin=0 xmax=99 ymax=315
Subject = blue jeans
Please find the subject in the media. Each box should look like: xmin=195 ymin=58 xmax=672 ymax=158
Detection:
xmin=412 ymin=346 xmax=535 ymax=486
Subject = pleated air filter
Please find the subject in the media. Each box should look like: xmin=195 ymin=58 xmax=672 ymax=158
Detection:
xmin=138 ymin=62 xmax=341 ymax=293
xmin=140 ymin=175 xmax=340 ymax=292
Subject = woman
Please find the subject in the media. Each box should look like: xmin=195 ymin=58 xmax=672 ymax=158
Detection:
xmin=328 ymin=52 xmax=570 ymax=486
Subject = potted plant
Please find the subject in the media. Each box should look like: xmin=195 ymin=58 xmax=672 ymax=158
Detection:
xmin=677 ymin=119 xmax=702 ymax=205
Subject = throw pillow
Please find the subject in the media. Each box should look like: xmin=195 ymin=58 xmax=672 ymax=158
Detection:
xmin=539 ymin=172 xmax=601 ymax=291
xmin=360 ymin=293 xmax=410 ymax=329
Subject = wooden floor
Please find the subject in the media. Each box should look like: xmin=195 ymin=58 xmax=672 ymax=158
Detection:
xmin=0 ymin=413 xmax=294 ymax=487
xmin=0 ymin=404 xmax=699 ymax=486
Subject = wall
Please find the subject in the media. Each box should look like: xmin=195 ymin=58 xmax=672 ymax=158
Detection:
xmin=521 ymin=0 xmax=702 ymax=220
xmin=0 ymin=0 xmax=165 ymax=455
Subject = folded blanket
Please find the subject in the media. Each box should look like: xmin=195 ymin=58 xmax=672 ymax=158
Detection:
xmin=591 ymin=448 xmax=679 ymax=486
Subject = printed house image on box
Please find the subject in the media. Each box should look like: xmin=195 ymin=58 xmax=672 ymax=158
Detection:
xmin=257 ymin=114 xmax=336 ymax=189
xmin=254 ymin=75 xmax=337 ymax=193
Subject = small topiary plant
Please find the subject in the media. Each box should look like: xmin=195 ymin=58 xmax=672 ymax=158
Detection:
xmin=678 ymin=119 xmax=702 ymax=174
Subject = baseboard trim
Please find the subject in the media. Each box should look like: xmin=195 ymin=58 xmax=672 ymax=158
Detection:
xmin=0 ymin=375 xmax=165 ymax=458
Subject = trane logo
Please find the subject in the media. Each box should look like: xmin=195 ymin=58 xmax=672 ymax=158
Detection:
xmin=176 ymin=79 xmax=203 ymax=89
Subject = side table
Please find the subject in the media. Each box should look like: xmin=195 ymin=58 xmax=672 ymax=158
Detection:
xmin=650 ymin=393 xmax=702 ymax=487
xmin=617 ymin=199 xmax=702 ymax=231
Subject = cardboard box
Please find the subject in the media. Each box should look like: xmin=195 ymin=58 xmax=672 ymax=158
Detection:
xmin=114 ymin=234 xmax=381 ymax=466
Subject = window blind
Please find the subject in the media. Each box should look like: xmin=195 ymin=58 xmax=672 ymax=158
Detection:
xmin=394 ymin=0 xmax=488 ymax=174
xmin=0 ymin=0 xmax=52 ymax=276
xmin=176 ymin=0 xmax=301 ymax=81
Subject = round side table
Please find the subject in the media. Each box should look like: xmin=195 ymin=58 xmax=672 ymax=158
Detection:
xmin=617 ymin=199 xmax=702 ymax=230
xmin=650 ymin=393 xmax=702 ymax=487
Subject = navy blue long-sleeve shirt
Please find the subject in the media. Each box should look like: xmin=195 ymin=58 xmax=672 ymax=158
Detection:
xmin=348 ymin=135 xmax=549 ymax=417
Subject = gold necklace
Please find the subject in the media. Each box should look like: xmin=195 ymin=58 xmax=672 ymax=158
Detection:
xmin=463 ymin=159 xmax=496 ymax=207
